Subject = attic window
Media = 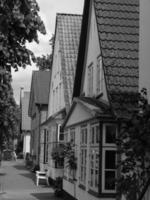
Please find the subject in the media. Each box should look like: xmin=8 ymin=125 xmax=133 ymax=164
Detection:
xmin=88 ymin=63 xmax=93 ymax=96
xmin=96 ymin=56 xmax=103 ymax=95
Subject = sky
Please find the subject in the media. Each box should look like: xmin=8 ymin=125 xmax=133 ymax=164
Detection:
xmin=12 ymin=0 xmax=84 ymax=104
xmin=12 ymin=0 xmax=150 ymax=103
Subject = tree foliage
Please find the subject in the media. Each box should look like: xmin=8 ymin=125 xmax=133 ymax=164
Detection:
xmin=36 ymin=54 xmax=52 ymax=71
xmin=0 ymin=70 xmax=20 ymax=150
xmin=0 ymin=0 xmax=46 ymax=71
xmin=0 ymin=0 xmax=46 ymax=149
xmin=118 ymin=88 xmax=150 ymax=200
xmin=35 ymin=34 xmax=54 ymax=71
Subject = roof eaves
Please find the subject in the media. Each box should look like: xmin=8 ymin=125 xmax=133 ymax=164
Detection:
xmin=72 ymin=0 xmax=91 ymax=98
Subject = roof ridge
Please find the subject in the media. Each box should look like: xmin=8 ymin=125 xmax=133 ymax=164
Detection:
xmin=56 ymin=12 xmax=82 ymax=17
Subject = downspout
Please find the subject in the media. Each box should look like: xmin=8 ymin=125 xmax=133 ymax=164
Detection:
xmin=38 ymin=104 xmax=42 ymax=166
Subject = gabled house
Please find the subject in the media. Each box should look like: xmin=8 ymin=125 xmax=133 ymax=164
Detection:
xmin=40 ymin=13 xmax=82 ymax=181
xmin=21 ymin=91 xmax=31 ymax=158
xmin=28 ymin=71 xmax=50 ymax=166
xmin=62 ymin=0 xmax=139 ymax=199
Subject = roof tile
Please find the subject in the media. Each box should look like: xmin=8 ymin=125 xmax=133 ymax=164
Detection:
xmin=57 ymin=14 xmax=82 ymax=110
xmin=94 ymin=0 xmax=139 ymax=118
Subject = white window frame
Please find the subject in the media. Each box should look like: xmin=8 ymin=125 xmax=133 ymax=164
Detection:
xmin=89 ymin=123 xmax=99 ymax=192
xmin=88 ymin=63 xmax=93 ymax=96
xmin=70 ymin=128 xmax=75 ymax=144
xmin=103 ymin=124 xmax=117 ymax=147
xmin=96 ymin=56 xmax=103 ymax=95
xmin=79 ymin=125 xmax=88 ymax=186
xmin=102 ymin=123 xmax=117 ymax=193
xmin=90 ymin=123 xmax=100 ymax=146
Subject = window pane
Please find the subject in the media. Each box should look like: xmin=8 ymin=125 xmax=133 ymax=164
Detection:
xmin=105 ymin=151 xmax=116 ymax=169
xmin=84 ymin=129 xmax=87 ymax=144
xmin=91 ymin=127 xmax=94 ymax=144
xmin=105 ymin=171 xmax=116 ymax=190
xmin=96 ymin=126 xmax=99 ymax=143
xmin=105 ymin=125 xmax=116 ymax=143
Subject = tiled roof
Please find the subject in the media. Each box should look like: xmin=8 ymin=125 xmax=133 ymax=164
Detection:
xmin=56 ymin=13 xmax=82 ymax=112
xmin=94 ymin=0 xmax=139 ymax=118
xmin=28 ymin=71 xmax=51 ymax=117
xmin=32 ymin=71 xmax=50 ymax=104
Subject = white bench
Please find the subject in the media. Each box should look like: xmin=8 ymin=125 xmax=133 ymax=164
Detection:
xmin=36 ymin=171 xmax=49 ymax=186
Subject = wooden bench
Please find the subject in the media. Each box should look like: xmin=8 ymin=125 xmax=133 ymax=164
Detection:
xmin=36 ymin=171 xmax=49 ymax=186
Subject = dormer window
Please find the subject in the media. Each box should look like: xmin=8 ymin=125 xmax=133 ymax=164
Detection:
xmin=88 ymin=63 xmax=93 ymax=96
xmin=97 ymin=56 xmax=103 ymax=95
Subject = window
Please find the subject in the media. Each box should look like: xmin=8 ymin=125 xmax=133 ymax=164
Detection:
xmin=64 ymin=130 xmax=68 ymax=143
xmin=70 ymin=128 xmax=75 ymax=144
xmin=96 ymin=56 xmax=103 ymax=95
xmin=89 ymin=123 xmax=99 ymax=192
xmin=56 ymin=87 xmax=58 ymax=111
xmin=89 ymin=149 xmax=99 ymax=191
xmin=90 ymin=123 xmax=99 ymax=145
xmin=88 ymin=63 xmax=93 ymax=96
xmin=80 ymin=125 xmax=87 ymax=185
xmin=102 ymin=124 xmax=117 ymax=193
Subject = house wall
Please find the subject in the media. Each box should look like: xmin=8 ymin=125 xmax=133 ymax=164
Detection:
xmin=66 ymin=103 xmax=93 ymax=127
xmin=46 ymin=121 xmax=64 ymax=180
xmin=23 ymin=131 xmax=31 ymax=157
xmin=22 ymin=92 xmax=31 ymax=131
xmin=139 ymin=0 xmax=150 ymax=101
xmin=82 ymin=2 xmax=108 ymax=102
xmin=48 ymin=27 xmax=65 ymax=117
xmin=30 ymin=106 xmax=48 ymax=165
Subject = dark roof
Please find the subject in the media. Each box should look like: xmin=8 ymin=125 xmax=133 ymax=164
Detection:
xmin=28 ymin=71 xmax=51 ymax=116
xmin=73 ymin=0 xmax=139 ymax=119
xmin=56 ymin=13 xmax=82 ymax=111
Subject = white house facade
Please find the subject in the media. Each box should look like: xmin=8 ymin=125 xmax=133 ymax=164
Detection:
xmin=40 ymin=13 xmax=82 ymax=183
xmin=62 ymin=0 xmax=139 ymax=200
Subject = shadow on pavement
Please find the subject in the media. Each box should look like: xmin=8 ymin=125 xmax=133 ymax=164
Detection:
xmin=20 ymin=173 xmax=35 ymax=183
xmin=13 ymin=165 xmax=27 ymax=171
xmin=0 ymin=173 xmax=6 ymax=176
xmin=31 ymin=192 xmax=61 ymax=200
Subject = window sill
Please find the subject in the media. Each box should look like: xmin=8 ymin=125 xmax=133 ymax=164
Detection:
xmin=78 ymin=184 xmax=86 ymax=191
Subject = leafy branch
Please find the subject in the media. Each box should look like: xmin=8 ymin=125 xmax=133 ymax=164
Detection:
xmin=117 ymin=88 xmax=150 ymax=200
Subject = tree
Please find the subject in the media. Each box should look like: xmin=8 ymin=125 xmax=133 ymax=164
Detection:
xmin=35 ymin=34 xmax=54 ymax=70
xmin=0 ymin=0 xmax=46 ymax=148
xmin=0 ymin=72 xmax=20 ymax=150
xmin=36 ymin=54 xmax=52 ymax=71
xmin=117 ymin=88 xmax=150 ymax=200
xmin=0 ymin=0 xmax=46 ymax=71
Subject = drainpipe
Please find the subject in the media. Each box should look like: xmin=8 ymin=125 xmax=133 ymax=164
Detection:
xmin=38 ymin=104 xmax=41 ymax=166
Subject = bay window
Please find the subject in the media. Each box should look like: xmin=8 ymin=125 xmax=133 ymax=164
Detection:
xmin=80 ymin=125 xmax=87 ymax=186
xmin=102 ymin=124 xmax=117 ymax=193
xmin=89 ymin=123 xmax=99 ymax=192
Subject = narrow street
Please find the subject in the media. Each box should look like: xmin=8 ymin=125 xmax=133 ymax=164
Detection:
xmin=0 ymin=159 xmax=60 ymax=200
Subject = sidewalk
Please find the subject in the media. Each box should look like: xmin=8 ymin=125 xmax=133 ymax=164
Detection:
xmin=0 ymin=159 xmax=61 ymax=200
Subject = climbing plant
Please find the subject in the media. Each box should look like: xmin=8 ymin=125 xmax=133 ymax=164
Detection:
xmin=117 ymin=88 xmax=150 ymax=200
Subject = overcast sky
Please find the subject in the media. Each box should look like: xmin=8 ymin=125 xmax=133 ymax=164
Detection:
xmin=12 ymin=0 xmax=84 ymax=104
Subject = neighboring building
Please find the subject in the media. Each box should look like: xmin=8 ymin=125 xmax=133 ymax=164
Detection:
xmin=28 ymin=71 xmax=51 ymax=166
xmin=62 ymin=0 xmax=139 ymax=200
xmin=139 ymin=0 xmax=150 ymax=101
xmin=21 ymin=91 xmax=31 ymax=157
xmin=40 ymin=13 xmax=82 ymax=181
